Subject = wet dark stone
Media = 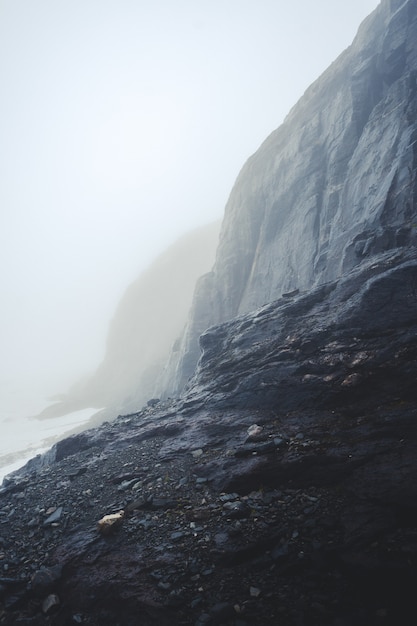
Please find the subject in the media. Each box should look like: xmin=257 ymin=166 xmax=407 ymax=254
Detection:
xmin=210 ymin=602 xmax=236 ymax=620
xmin=2 ymin=8 xmax=417 ymax=625
xmin=31 ymin=565 xmax=63 ymax=595
xmin=43 ymin=507 xmax=63 ymax=526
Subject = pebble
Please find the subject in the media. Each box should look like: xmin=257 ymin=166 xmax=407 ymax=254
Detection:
xmin=219 ymin=493 xmax=239 ymax=502
xmin=42 ymin=593 xmax=60 ymax=614
xmin=247 ymin=424 xmax=263 ymax=439
xmin=274 ymin=437 xmax=285 ymax=447
xmin=171 ymin=531 xmax=186 ymax=542
xmin=31 ymin=566 xmax=62 ymax=594
xmin=43 ymin=507 xmax=63 ymax=526
xmin=249 ymin=586 xmax=261 ymax=597
xmin=223 ymin=501 xmax=251 ymax=519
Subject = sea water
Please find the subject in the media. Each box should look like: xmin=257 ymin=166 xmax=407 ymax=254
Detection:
xmin=0 ymin=380 xmax=100 ymax=483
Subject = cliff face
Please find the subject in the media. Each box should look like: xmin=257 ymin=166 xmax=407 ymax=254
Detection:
xmin=183 ymin=247 xmax=417 ymax=414
xmin=163 ymin=0 xmax=417 ymax=395
xmin=3 ymin=6 xmax=417 ymax=623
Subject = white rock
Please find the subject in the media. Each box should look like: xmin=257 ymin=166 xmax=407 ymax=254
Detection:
xmin=42 ymin=594 xmax=60 ymax=614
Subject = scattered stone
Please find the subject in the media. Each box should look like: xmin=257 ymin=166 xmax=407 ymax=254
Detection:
xmin=31 ymin=566 xmax=62 ymax=595
xmin=111 ymin=473 xmax=142 ymax=485
xmin=0 ymin=338 xmax=416 ymax=626
xmin=214 ymin=532 xmax=229 ymax=545
xmin=42 ymin=593 xmax=60 ymax=614
xmin=201 ymin=567 xmax=214 ymax=576
xmin=223 ymin=501 xmax=251 ymax=519
xmin=171 ymin=531 xmax=186 ymax=542
xmin=246 ymin=424 xmax=265 ymax=442
xmin=273 ymin=437 xmax=286 ymax=448
xmin=68 ymin=467 xmax=88 ymax=480
xmin=187 ymin=508 xmax=212 ymax=521
xmin=219 ymin=493 xmax=239 ymax=503
xmin=43 ymin=506 xmax=63 ymax=526
xmin=249 ymin=586 xmax=261 ymax=598
xmin=96 ymin=510 xmax=125 ymax=535
xmin=118 ymin=478 xmax=144 ymax=491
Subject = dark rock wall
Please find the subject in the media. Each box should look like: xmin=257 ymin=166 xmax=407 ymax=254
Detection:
xmin=182 ymin=248 xmax=417 ymax=413
xmin=162 ymin=0 xmax=417 ymax=396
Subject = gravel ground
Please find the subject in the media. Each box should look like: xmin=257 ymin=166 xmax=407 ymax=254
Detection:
xmin=0 ymin=402 xmax=416 ymax=625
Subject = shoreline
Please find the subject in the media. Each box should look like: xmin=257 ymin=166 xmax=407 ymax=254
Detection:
xmin=0 ymin=399 xmax=415 ymax=624
xmin=0 ymin=407 xmax=103 ymax=484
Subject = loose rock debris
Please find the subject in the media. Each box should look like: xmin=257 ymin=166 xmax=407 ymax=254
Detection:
xmin=96 ymin=510 xmax=125 ymax=535
xmin=0 ymin=401 xmax=416 ymax=625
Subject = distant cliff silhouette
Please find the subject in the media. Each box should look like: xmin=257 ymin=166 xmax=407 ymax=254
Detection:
xmin=38 ymin=222 xmax=220 ymax=420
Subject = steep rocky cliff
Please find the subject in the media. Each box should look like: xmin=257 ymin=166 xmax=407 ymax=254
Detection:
xmin=163 ymin=0 xmax=417 ymax=395
xmin=2 ymin=3 xmax=417 ymax=624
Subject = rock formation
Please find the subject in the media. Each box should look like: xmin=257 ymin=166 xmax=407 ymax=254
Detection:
xmin=183 ymin=248 xmax=417 ymax=415
xmin=162 ymin=0 xmax=417 ymax=396
xmin=2 ymin=2 xmax=417 ymax=624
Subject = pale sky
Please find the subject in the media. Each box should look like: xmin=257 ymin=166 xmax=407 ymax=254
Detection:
xmin=0 ymin=0 xmax=379 ymax=397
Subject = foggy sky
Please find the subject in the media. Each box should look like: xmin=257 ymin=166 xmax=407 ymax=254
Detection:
xmin=0 ymin=0 xmax=379 ymax=398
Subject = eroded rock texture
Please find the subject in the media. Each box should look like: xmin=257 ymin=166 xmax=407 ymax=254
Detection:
xmin=2 ymin=2 xmax=417 ymax=625
xmin=163 ymin=0 xmax=417 ymax=395
xmin=183 ymin=249 xmax=417 ymax=413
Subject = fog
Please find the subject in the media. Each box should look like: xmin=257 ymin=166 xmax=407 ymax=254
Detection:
xmin=0 ymin=0 xmax=379 ymax=407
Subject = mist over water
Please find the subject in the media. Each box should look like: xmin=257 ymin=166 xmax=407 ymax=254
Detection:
xmin=0 ymin=379 xmax=100 ymax=482
xmin=0 ymin=410 xmax=98 ymax=484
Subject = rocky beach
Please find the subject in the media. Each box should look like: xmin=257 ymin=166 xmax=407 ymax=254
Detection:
xmin=0 ymin=397 xmax=416 ymax=625
xmin=2 ymin=0 xmax=417 ymax=623
xmin=1 ymin=243 xmax=417 ymax=625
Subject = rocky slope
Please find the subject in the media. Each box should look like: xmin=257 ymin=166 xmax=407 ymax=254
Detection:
xmin=1 ymin=1 xmax=417 ymax=625
xmin=0 ymin=310 xmax=416 ymax=626
xmin=162 ymin=0 xmax=417 ymax=395
xmin=184 ymin=247 xmax=417 ymax=413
